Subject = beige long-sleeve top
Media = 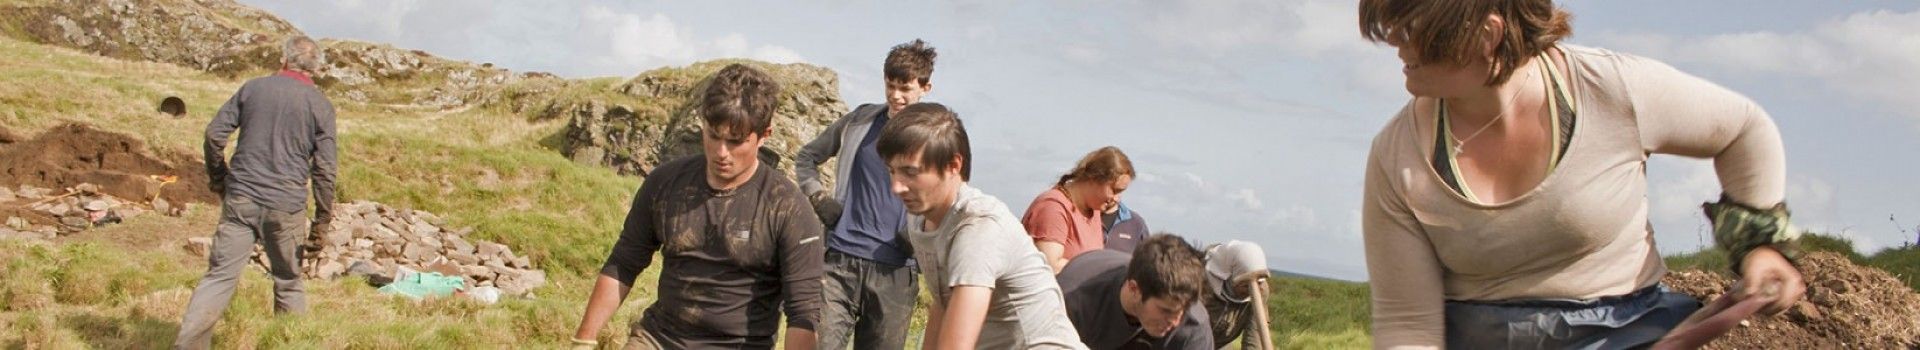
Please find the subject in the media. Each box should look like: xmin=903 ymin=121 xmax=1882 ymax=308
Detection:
xmin=1361 ymin=45 xmax=1787 ymax=349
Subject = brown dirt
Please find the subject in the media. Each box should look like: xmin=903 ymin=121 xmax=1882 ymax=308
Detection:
xmin=1663 ymin=252 xmax=1920 ymax=349
xmin=0 ymin=124 xmax=18 ymax=144
xmin=0 ymin=123 xmax=217 ymax=206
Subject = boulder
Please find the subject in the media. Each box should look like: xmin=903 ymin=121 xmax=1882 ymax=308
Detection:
xmin=553 ymin=60 xmax=845 ymax=182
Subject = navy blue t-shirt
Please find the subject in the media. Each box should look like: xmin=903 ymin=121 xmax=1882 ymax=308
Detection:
xmin=825 ymin=112 xmax=913 ymax=266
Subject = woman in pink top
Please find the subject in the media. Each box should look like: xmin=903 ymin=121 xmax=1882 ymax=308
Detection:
xmin=1357 ymin=0 xmax=1806 ymax=349
xmin=1023 ymin=146 xmax=1135 ymax=273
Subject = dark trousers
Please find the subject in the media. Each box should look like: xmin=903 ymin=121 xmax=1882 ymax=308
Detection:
xmin=816 ymin=250 xmax=919 ymax=350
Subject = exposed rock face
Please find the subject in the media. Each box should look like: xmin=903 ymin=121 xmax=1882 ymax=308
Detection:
xmin=314 ymin=40 xmax=561 ymax=107
xmin=555 ymin=60 xmax=847 ymax=179
xmin=2 ymin=0 xmax=301 ymax=76
xmin=0 ymin=0 xmax=563 ymax=109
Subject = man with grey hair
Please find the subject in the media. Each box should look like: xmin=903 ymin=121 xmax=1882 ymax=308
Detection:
xmin=176 ymin=35 xmax=337 ymax=350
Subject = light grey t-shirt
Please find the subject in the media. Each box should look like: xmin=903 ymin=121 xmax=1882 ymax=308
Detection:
xmin=909 ymin=184 xmax=1087 ymax=350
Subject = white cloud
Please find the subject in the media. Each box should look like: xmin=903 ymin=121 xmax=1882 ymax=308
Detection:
xmin=588 ymin=9 xmax=805 ymax=73
xmin=1229 ymin=188 xmax=1264 ymax=210
xmin=1264 ymin=204 xmax=1319 ymax=228
xmin=1591 ymin=9 xmax=1920 ymax=125
xmin=1134 ymin=0 xmax=1371 ymax=57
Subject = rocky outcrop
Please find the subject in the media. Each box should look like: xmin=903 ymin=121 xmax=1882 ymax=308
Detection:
xmin=552 ymin=60 xmax=846 ymax=180
xmin=316 ymin=40 xmax=561 ymax=107
xmin=0 ymin=0 xmax=562 ymax=109
xmin=1 ymin=1 xmax=847 ymax=179
xmin=1 ymin=0 xmax=301 ymax=76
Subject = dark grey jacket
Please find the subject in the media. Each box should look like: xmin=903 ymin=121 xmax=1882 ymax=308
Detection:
xmin=203 ymin=73 xmax=337 ymax=217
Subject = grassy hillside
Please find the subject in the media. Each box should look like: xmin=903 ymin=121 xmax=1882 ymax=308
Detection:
xmin=0 ymin=32 xmax=1380 ymax=348
xmin=0 ymin=33 xmax=654 ymax=348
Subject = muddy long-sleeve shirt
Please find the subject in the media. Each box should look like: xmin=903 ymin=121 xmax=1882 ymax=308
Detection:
xmin=600 ymin=155 xmax=825 ymax=348
xmin=203 ymin=70 xmax=337 ymax=217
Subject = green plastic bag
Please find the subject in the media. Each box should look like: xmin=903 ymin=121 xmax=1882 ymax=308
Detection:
xmin=377 ymin=271 xmax=466 ymax=300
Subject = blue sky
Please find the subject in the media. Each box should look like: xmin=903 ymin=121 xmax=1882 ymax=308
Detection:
xmin=244 ymin=0 xmax=1920 ymax=281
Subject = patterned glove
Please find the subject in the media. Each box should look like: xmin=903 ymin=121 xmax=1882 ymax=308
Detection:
xmin=1703 ymin=195 xmax=1801 ymax=276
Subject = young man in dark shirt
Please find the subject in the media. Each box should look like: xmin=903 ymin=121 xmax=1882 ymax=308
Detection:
xmin=572 ymin=64 xmax=824 ymax=350
xmin=1058 ymin=234 xmax=1213 ymax=350
xmin=794 ymin=39 xmax=937 ymax=350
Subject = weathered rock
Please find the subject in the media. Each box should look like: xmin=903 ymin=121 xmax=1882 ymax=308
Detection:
xmin=553 ymin=60 xmax=845 ymax=181
xmin=313 ymin=260 xmax=344 ymax=279
xmin=296 ymin=200 xmax=545 ymax=296
xmin=447 ymin=250 xmax=480 ymax=265
xmin=17 ymin=186 xmax=51 ymax=199
xmin=496 ymin=269 xmax=547 ymax=296
xmin=185 ymin=237 xmax=212 ymax=257
xmin=0 ymin=0 xmax=298 ymax=76
xmin=150 ymin=197 xmax=172 ymax=214
xmin=477 ymin=242 xmax=506 ymax=258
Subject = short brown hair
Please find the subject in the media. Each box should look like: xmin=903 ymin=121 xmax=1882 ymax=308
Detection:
xmin=884 ymin=39 xmax=937 ymax=85
xmin=876 ymin=103 xmax=970 ymax=180
xmin=1056 ymin=146 xmax=1135 ymax=188
xmin=1358 ymin=0 xmax=1573 ymax=85
xmin=700 ymin=64 xmax=782 ymax=135
xmin=1128 ymin=234 xmax=1207 ymax=305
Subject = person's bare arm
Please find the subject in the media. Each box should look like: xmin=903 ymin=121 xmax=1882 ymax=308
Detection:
xmin=935 ymin=286 xmax=994 ymax=349
xmin=1036 ymin=241 xmax=1068 ymax=273
xmin=783 ymin=328 xmax=817 ymax=350
xmin=574 ymin=275 xmax=633 ymax=342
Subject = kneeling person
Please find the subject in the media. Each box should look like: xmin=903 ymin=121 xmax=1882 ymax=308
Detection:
xmin=879 ymin=103 xmax=1087 ymax=349
xmin=572 ymin=64 xmax=824 ymax=349
xmin=1203 ymin=241 xmax=1273 ymax=350
xmin=1059 ymin=234 xmax=1213 ymax=350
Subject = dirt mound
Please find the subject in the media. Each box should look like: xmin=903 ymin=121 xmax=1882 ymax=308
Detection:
xmin=1663 ymin=252 xmax=1920 ymax=349
xmin=0 ymin=123 xmax=216 ymax=206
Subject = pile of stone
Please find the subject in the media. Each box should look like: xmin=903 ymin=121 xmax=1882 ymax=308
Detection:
xmin=0 ymin=183 xmax=170 ymax=240
xmin=297 ymin=200 xmax=546 ymax=297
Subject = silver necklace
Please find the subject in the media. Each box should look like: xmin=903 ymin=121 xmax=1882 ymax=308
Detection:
xmin=1449 ymin=66 xmax=1537 ymax=154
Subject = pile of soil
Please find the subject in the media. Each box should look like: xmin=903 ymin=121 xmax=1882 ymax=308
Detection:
xmin=0 ymin=123 xmax=216 ymax=207
xmin=1663 ymin=252 xmax=1920 ymax=349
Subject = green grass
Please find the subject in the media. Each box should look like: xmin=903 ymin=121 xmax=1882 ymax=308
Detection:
xmin=1264 ymin=277 xmax=1371 ymax=349
xmin=0 ymin=34 xmax=663 ymax=347
xmin=1663 ymin=232 xmax=1869 ymax=272
xmin=1868 ymin=245 xmax=1920 ymax=291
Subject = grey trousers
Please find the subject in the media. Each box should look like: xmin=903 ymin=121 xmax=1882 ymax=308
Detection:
xmin=174 ymin=195 xmax=308 ymax=350
xmin=816 ymin=250 xmax=919 ymax=350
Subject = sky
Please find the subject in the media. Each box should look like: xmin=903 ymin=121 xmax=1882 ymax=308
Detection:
xmin=243 ymin=0 xmax=1920 ymax=281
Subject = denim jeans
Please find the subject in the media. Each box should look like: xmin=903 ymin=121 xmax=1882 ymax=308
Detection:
xmin=1444 ymin=285 xmax=1701 ymax=350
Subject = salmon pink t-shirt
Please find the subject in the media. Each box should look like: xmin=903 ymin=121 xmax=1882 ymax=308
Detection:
xmin=1022 ymin=187 xmax=1105 ymax=261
